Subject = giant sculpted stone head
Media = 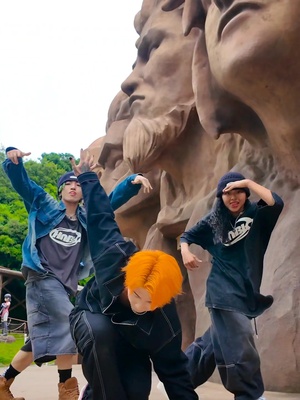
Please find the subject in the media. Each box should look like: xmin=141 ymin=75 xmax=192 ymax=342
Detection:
xmin=163 ymin=0 xmax=300 ymax=178
xmin=121 ymin=0 xmax=199 ymax=173
xmin=121 ymin=0 xmax=244 ymax=232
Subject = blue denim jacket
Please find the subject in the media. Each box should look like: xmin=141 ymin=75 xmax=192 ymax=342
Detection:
xmin=2 ymin=151 xmax=142 ymax=280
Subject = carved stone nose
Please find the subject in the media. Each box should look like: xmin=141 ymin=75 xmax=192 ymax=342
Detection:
xmin=213 ymin=0 xmax=234 ymax=11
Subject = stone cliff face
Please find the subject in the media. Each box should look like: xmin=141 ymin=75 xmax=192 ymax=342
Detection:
xmin=86 ymin=0 xmax=300 ymax=392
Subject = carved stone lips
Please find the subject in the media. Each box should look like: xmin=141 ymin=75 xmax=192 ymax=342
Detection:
xmin=128 ymin=94 xmax=145 ymax=107
xmin=218 ymin=2 xmax=261 ymax=40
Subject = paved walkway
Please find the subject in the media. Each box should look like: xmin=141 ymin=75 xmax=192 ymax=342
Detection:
xmin=1 ymin=364 xmax=299 ymax=399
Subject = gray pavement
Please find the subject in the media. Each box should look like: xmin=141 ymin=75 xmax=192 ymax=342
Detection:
xmin=1 ymin=364 xmax=299 ymax=400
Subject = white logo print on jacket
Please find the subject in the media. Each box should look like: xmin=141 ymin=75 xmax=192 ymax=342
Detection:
xmin=50 ymin=228 xmax=82 ymax=247
xmin=224 ymin=217 xmax=253 ymax=246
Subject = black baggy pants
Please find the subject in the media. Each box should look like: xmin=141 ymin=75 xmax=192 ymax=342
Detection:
xmin=186 ymin=309 xmax=264 ymax=400
xmin=70 ymin=309 xmax=152 ymax=400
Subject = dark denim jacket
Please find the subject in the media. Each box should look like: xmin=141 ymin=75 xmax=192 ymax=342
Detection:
xmin=72 ymin=172 xmax=198 ymax=399
xmin=181 ymin=193 xmax=284 ymax=317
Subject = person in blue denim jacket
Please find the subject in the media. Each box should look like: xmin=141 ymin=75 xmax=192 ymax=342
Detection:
xmin=69 ymin=151 xmax=198 ymax=400
xmin=181 ymin=172 xmax=284 ymax=400
xmin=1 ymin=146 xmax=152 ymax=400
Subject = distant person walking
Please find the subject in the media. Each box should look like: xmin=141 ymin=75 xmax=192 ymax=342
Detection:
xmin=0 ymin=294 xmax=11 ymax=336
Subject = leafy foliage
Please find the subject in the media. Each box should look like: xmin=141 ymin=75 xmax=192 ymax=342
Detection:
xmin=0 ymin=148 xmax=78 ymax=269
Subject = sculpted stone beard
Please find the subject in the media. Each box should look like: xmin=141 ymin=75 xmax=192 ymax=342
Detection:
xmin=123 ymin=104 xmax=192 ymax=172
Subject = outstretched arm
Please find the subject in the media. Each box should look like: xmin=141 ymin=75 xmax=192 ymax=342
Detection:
xmin=70 ymin=149 xmax=153 ymax=210
xmin=6 ymin=148 xmax=31 ymax=164
xmin=70 ymin=149 xmax=96 ymax=176
xmin=180 ymin=242 xmax=202 ymax=271
xmin=131 ymin=175 xmax=153 ymax=193
xmin=180 ymin=219 xmax=210 ymax=271
xmin=108 ymin=174 xmax=153 ymax=211
xmin=70 ymin=150 xmax=137 ymax=292
xmin=2 ymin=147 xmax=46 ymax=210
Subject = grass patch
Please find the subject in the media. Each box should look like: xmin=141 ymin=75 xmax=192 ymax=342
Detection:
xmin=0 ymin=334 xmax=25 ymax=367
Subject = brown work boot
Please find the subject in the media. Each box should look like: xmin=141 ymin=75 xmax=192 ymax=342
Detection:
xmin=0 ymin=376 xmax=25 ymax=400
xmin=58 ymin=377 xmax=79 ymax=400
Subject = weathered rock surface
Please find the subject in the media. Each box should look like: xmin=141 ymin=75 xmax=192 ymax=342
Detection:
xmin=87 ymin=0 xmax=300 ymax=392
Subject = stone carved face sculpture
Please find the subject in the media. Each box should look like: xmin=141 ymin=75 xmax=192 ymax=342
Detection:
xmin=201 ymin=0 xmax=300 ymax=173
xmin=163 ymin=0 xmax=267 ymax=147
xmin=197 ymin=1 xmax=300 ymax=96
xmin=163 ymin=0 xmax=300 ymax=174
xmin=121 ymin=0 xmax=199 ymax=172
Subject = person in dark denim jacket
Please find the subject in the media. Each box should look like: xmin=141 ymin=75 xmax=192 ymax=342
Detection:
xmin=181 ymin=172 xmax=284 ymax=400
xmin=69 ymin=151 xmax=198 ymax=400
xmin=1 ymin=146 xmax=151 ymax=400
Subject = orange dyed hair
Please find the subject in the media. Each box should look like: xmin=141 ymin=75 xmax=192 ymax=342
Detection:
xmin=122 ymin=250 xmax=183 ymax=310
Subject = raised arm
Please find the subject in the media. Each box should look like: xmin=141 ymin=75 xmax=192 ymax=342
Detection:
xmin=223 ymin=179 xmax=275 ymax=206
xmin=71 ymin=150 xmax=136 ymax=266
xmin=5 ymin=148 xmax=31 ymax=164
xmin=70 ymin=149 xmax=153 ymax=211
xmin=2 ymin=147 xmax=46 ymax=210
xmin=108 ymin=174 xmax=153 ymax=211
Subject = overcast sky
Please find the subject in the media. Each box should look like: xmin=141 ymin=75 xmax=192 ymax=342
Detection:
xmin=0 ymin=0 xmax=143 ymax=160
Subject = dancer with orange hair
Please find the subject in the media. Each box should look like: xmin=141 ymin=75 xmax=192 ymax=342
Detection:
xmin=123 ymin=250 xmax=183 ymax=311
xmin=69 ymin=150 xmax=198 ymax=400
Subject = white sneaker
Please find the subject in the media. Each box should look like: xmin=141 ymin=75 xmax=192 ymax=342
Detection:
xmin=257 ymin=397 xmax=266 ymax=400
xmin=156 ymin=381 xmax=168 ymax=399
xmin=78 ymin=383 xmax=88 ymax=400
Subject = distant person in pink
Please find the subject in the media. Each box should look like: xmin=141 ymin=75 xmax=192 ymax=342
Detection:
xmin=0 ymin=293 xmax=11 ymax=336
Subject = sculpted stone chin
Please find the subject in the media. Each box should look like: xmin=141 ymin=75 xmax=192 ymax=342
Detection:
xmin=123 ymin=105 xmax=192 ymax=173
xmin=98 ymin=90 xmax=161 ymax=250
